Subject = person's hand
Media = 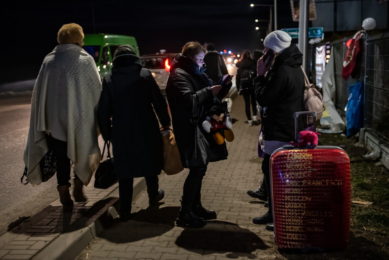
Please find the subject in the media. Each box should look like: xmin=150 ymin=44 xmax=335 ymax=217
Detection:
xmin=210 ymin=85 xmax=222 ymax=96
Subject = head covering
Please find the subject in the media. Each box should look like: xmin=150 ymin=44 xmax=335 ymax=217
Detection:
xmin=263 ymin=30 xmax=292 ymax=53
xmin=57 ymin=23 xmax=84 ymax=46
xmin=112 ymin=45 xmax=141 ymax=68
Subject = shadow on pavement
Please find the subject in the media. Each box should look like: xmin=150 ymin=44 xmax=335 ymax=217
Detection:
xmin=175 ymin=220 xmax=269 ymax=258
xmin=9 ymin=197 xmax=117 ymax=236
xmin=279 ymin=232 xmax=389 ymax=260
xmin=98 ymin=206 xmax=179 ymax=243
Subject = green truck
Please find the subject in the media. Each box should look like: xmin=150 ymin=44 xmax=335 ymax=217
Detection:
xmin=83 ymin=34 xmax=139 ymax=77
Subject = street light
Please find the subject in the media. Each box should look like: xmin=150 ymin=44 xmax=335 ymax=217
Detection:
xmin=249 ymin=1 xmax=277 ymax=30
xmin=255 ymin=19 xmax=259 ymax=23
xmin=255 ymin=26 xmax=260 ymax=31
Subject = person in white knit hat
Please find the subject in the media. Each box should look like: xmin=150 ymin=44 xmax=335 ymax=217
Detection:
xmin=252 ymin=30 xmax=305 ymax=230
xmin=263 ymin=30 xmax=292 ymax=53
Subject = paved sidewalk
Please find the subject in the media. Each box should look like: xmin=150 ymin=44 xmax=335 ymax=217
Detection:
xmin=77 ymin=96 xmax=281 ymax=260
xmin=0 ymin=175 xmax=144 ymax=260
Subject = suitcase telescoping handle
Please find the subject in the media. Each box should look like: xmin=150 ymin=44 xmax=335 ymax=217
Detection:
xmin=294 ymin=111 xmax=317 ymax=142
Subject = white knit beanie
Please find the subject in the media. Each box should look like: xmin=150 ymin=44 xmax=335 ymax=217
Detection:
xmin=263 ymin=30 xmax=292 ymax=53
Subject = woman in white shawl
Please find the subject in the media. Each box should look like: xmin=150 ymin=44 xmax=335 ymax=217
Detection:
xmin=24 ymin=23 xmax=102 ymax=211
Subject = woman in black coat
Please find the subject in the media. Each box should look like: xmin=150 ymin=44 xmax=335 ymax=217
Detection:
xmin=166 ymin=42 xmax=222 ymax=228
xmin=236 ymin=50 xmax=258 ymax=125
xmin=98 ymin=45 xmax=171 ymax=220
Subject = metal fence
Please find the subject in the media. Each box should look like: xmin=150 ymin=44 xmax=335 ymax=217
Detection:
xmin=365 ymin=32 xmax=389 ymax=141
xmin=328 ymin=32 xmax=389 ymax=141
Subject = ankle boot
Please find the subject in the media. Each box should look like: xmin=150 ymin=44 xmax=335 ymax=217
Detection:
xmin=149 ymin=189 xmax=165 ymax=207
xmin=193 ymin=203 xmax=217 ymax=220
xmin=73 ymin=178 xmax=87 ymax=202
xmin=252 ymin=211 xmax=273 ymax=225
xmin=57 ymin=185 xmax=73 ymax=211
xmin=176 ymin=208 xmax=206 ymax=228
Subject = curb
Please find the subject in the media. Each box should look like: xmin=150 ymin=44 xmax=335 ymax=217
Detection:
xmin=32 ymin=178 xmax=146 ymax=260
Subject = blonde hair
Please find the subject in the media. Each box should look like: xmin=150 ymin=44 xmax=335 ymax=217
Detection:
xmin=181 ymin=41 xmax=206 ymax=59
xmin=57 ymin=23 xmax=84 ymax=46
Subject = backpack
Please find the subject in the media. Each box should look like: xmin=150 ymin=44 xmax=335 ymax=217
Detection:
xmin=301 ymin=68 xmax=324 ymax=120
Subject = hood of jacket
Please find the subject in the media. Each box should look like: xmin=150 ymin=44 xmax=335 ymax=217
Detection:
xmin=273 ymin=44 xmax=302 ymax=69
xmin=113 ymin=52 xmax=142 ymax=69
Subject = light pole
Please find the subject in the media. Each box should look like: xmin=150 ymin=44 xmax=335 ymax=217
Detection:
xmin=298 ymin=0 xmax=309 ymax=71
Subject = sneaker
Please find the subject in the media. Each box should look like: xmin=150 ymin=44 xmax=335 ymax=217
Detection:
xmin=176 ymin=211 xmax=206 ymax=228
xmin=253 ymin=212 xmax=273 ymax=225
xmin=193 ymin=204 xmax=217 ymax=220
xmin=149 ymin=189 xmax=165 ymax=207
xmin=247 ymin=189 xmax=267 ymax=201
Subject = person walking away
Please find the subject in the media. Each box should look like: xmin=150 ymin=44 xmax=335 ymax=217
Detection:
xmin=166 ymin=42 xmax=223 ymax=228
xmin=253 ymin=30 xmax=305 ymax=230
xmin=204 ymin=43 xmax=229 ymax=84
xmin=24 ymin=23 xmax=102 ymax=211
xmin=97 ymin=45 xmax=171 ymax=221
xmin=236 ymin=50 xmax=258 ymax=125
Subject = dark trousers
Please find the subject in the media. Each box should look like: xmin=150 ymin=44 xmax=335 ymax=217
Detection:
xmin=118 ymin=175 xmax=159 ymax=214
xmin=46 ymin=135 xmax=71 ymax=186
xmin=262 ymin=154 xmax=272 ymax=212
xmin=181 ymin=166 xmax=207 ymax=211
xmin=242 ymin=90 xmax=258 ymax=120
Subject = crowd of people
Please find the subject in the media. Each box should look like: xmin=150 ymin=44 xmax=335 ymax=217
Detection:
xmin=23 ymin=23 xmax=306 ymax=230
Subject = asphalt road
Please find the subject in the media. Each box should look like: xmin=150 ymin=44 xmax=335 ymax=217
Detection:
xmin=0 ymin=95 xmax=57 ymax=235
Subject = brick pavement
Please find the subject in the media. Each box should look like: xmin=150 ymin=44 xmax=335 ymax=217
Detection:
xmin=77 ymin=96 xmax=284 ymax=260
xmin=0 ymin=174 xmax=137 ymax=260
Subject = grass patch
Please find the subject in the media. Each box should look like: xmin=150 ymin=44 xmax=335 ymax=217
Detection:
xmin=319 ymin=133 xmax=389 ymax=255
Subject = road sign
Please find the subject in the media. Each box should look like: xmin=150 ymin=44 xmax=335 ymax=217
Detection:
xmin=281 ymin=27 xmax=324 ymax=39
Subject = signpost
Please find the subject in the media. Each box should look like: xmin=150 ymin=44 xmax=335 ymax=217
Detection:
xmin=281 ymin=27 xmax=324 ymax=39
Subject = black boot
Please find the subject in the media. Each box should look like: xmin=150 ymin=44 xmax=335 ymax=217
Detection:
xmin=247 ymin=183 xmax=267 ymax=201
xmin=252 ymin=211 xmax=273 ymax=224
xmin=176 ymin=208 xmax=206 ymax=228
xmin=149 ymin=189 xmax=165 ymax=207
xmin=193 ymin=203 xmax=217 ymax=220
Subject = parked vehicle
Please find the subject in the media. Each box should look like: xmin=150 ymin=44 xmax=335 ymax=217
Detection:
xmin=140 ymin=53 xmax=179 ymax=92
xmin=83 ymin=34 xmax=139 ymax=77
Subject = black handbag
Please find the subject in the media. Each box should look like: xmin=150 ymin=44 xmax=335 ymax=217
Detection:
xmin=21 ymin=149 xmax=57 ymax=185
xmin=94 ymin=141 xmax=117 ymax=189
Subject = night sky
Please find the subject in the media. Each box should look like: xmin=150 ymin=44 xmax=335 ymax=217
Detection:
xmin=1 ymin=0 xmax=297 ymax=83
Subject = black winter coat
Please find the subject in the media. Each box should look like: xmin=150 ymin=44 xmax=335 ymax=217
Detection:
xmin=254 ymin=45 xmax=305 ymax=142
xmin=204 ymin=51 xmax=228 ymax=84
xmin=236 ymin=58 xmax=256 ymax=92
xmin=97 ymin=56 xmax=170 ymax=179
xmin=166 ymin=55 xmax=215 ymax=168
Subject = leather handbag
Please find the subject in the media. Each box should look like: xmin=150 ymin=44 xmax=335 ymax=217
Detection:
xmin=94 ymin=141 xmax=117 ymax=189
xmin=162 ymin=130 xmax=184 ymax=175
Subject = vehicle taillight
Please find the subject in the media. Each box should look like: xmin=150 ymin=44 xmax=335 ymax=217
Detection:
xmin=164 ymin=58 xmax=171 ymax=72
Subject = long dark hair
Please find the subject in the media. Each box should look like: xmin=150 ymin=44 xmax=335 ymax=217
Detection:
xmin=238 ymin=50 xmax=252 ymax=63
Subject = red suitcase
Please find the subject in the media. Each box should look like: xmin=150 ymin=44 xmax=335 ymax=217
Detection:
xmin=270 ymin=112 xmax=351 ymax=250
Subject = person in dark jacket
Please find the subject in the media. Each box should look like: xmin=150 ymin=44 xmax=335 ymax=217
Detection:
xmin=204 ymin=43 xmax=229 ymax=84
xmin=166 ymin=42 xmax=222 ymax=228
xmin=236 ymin=50 xmax=258 ymax=125
xmin=253 ymin=31 xmax=305 ymax=229
xmin=97 ymin=45 xmax=171 ymax=221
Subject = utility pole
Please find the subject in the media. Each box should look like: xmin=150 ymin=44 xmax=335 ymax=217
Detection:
xmin=298 ymin=0 xmax=309 ymax=71
xmin=274 ymin=0 xmax=278 ymax=30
